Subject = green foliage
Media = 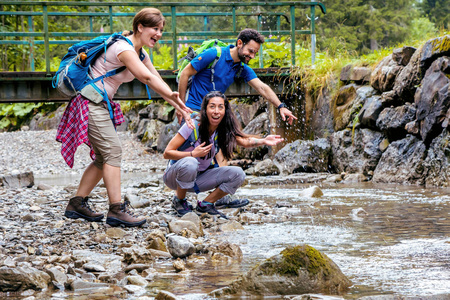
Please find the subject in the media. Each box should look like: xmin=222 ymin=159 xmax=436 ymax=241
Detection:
xmin=0 ymin=102 xmax=61 ymax=130
xmin=418 ymin=0 xmax=449 ymax=29
xmin=152 ymin=45 xmax=175 ymax=70
xmin=119 ymin=100 xmax=152 ymax=114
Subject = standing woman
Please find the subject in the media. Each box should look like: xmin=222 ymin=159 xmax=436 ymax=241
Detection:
xmin=57 ymin=8 xmax=192 ymax=227
xmin=163 ymin=91 xmax=283 ymax=218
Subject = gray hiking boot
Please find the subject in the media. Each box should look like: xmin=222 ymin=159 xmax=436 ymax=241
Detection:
xmin=172 ymin=196 xmax=193 ymax=216
xmin=196 ymin=201 xmax=228 ymax=219
xmin=215 ymin=195 xmax=249 ymax=209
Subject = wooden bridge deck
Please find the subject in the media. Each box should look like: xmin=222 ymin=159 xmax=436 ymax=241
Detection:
xmin=0 ymin=68 xmax=289 ymax=103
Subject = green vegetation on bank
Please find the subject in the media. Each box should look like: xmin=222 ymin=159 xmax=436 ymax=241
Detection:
xmin=0 ymin=0 xmax=448 ymax=131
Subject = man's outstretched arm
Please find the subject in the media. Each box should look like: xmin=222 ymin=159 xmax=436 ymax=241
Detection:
xmin=248 ymin=78 xmax=297 ymax=125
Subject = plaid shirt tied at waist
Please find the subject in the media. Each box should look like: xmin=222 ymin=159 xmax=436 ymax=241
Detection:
xmin=56 ymin=94 xmax=124 ymax=168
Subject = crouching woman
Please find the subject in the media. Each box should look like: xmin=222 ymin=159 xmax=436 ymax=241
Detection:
xmin=163 ymin=91 xmax=283 ymax=218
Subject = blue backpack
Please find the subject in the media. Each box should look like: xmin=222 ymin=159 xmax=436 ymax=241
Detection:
xmin=52 ymin=32 xmax=151 ymax=122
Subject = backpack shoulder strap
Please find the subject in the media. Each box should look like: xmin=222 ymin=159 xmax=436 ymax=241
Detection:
xmin=209 ymin=46 xmax=223 ymax=90
xmin=177 ymin=119 xmax=200 ymax=152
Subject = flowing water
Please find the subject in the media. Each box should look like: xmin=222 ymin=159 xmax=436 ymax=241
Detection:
xmin=147 ymin=182 xmax=450 ymax=299
xmin=35 ymin=174 xmax=450 ymax=299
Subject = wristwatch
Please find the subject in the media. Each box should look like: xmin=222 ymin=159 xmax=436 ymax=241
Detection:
xmin=277 ymin=102 xmax=287 ymax=110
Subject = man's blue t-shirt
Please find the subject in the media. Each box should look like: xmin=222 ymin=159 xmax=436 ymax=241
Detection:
xmin=185 ymin=45 xmax=257 ymax=111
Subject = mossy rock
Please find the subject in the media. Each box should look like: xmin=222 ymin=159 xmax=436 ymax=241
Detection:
xmin=212 ymin=244 xmax=351 ymax=297
xmin=331 ymin=84 xmax=359 ymax=132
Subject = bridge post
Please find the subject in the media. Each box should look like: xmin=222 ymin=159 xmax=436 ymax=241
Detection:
xmin=171 ymin=6 xmax=178 ymax=71
xmin=43 ymin=4 xmax=50 ymax=75
xmin=290 ymin=5 xmax=296 ymax=66
xmin=311 ymin=6 xmax=316 ymax=64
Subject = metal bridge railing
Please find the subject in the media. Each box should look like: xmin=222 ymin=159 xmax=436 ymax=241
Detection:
xmin=0 ymin=1 xmax=326 ymax=74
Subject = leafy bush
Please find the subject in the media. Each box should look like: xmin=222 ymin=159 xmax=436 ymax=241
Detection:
xmin=0 ymin=103 xmax=61 ymax=130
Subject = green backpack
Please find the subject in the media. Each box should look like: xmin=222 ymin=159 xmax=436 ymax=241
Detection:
xmin=176 ymin=39 xmax=244 ymax=90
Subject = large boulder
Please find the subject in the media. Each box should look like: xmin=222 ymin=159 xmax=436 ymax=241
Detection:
xmin=330 ymin=128 xmax=384 ymax=175
xmin=372 ymin=135 xmax=427 ymax=185
xmin=332 ymin=85 xmax=375 ymax=132
xmin=376 ymin=103 xmax=417 ymax=141
xmin=424 ymin=130 xmax=450 ymax=187
xmin=358 ymin=95 xmax=383 ymax=130
xmin=415 ymin=56 xmax=450 ymax=145
xmin=274 ymin=138 xmax=331 ymax=174
xmin=370 ymin=47 xmax=415 ymax=93
xmin=385 ymin=35 xmax=450 ymax=106
xmin=29 ymin=103 xmax=66 ymax=131
xmin=0 ymin=171 xmax=34 ymax=188
xmin=231 ymin=97 xmax=266 ymax=128
xmin=157 ymin=120 xmax=181 ymax=152
xmin=212 ymin=245 xmax=351 ymax=296
xmin=141 ymin=119 xmax=166 ymax=149
xmin=0 ymin=266 xmax=51 ymax=292
xmin=138 ymin=102 xmax=174 ymax=122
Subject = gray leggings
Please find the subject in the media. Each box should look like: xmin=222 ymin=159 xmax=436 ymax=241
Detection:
xmin=163 ymin=157 xmax=246 ymax=195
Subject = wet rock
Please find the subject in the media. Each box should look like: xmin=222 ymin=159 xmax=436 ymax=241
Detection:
xmin=106 ymin=228 xmax=127 ymax=239
xmin=72 ymin=250 xmax=122 ymax=275
xmin=415 ymin=56 xmax=450 ymax=144
xmin=358 ymin=95 xmax=383 ymax=130
xmin=70 ymin=278 xmax=110 ymax=294
xmin=231 ymin=98 xmax=265 ymax=127
xmin=424 ymin=130 xmax=450 ymax=187
xmin=214 ymin=245 xmax=351 ymax=297
xmin=141 ymin=119 xmax=166 ymax=149
xmin=146 ymin=230 xmax=168 ymax=252
xmin=0 ymin=171 xmax=34 ymax=188
xmin=168 ymin=220 xmax=202 ymax=238
xmin=390 ymin=35 xmax=450 ymax=105
xmin=274 ymin=138 xmax=331 ymax=175
xmin=370 ymin=55 xmax=404 ymax=92
xmin=0 ymin=266 xmax=51 ymax=291
xmin=45 ymin=267 xmax=67 ymax=286
xmin=167 ymin=235 xmax=195 ymax=258
xmin=124 ymin=264 xmax=151 ymax=273
xmin=208 ymin=242 xmax=243 ymax=261
xmin=376 ymin=103 xmax=417 ymax=141
xmin=157 ymin=120 xmax=180 ymax=153
xmin=173 ymin=258 xmax=186 ymax=272
xmin=392 ymin=46 xmax=416 ymax=66
xmin=127 ymin=275 xmax=148 ymax=287
xmin=140 ymin=102 xmax=175 ymax=122
xmin=155 ymin=290 xmax=180 ymax=300
xmin=330 ymin=128 xmax=384 ymax=176
xmin=350 ymin=67 xmax=371 ymax=83
xmin=333 ymin=84 xmax=357 ymax=131
xmin=220 ymin=220 xmax=245 ymax=232
xmin=253 ymin=159 xmax=279 ymax=176
xmin=373 ymin=135 xmax=427 ymax=185
xmin=122 ymin=246 xmax=154 ymax=264
xmin=343 ymin=173 xmax=368 ymax=183
xmin=299 ymin=186 xmax=323 ymax=198
xmin=125 ymin=193 xmax=150 ymax=208
xmin=83 ymin=263 xmax=106 ymax=272
xmin=149 ymin=249 xmax=172 ymax=258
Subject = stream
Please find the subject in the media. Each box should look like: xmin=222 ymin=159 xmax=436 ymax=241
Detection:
xmin=141 ymin=181 xmax=450 ymax=299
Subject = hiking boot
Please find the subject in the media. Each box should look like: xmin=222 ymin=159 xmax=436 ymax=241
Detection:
xmin=64 ymin=196 xmax=104 ymax=222
xmin=106 ymin=200 xmax=146 ymax=227
xmin=215 ymin=195 xmax=250 ymax=209
xmin=196 ymin=201 xmax=228 ymax=219
xmin=172 ymin=196 xmax=193 ymax=216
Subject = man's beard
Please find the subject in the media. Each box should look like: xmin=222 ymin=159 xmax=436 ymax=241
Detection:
xmin=237 ymin=48 xmax=250 ymax=64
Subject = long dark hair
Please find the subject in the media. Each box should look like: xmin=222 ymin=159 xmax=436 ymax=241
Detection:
xmin=198 ymin=91 xmax=246 ymax=160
